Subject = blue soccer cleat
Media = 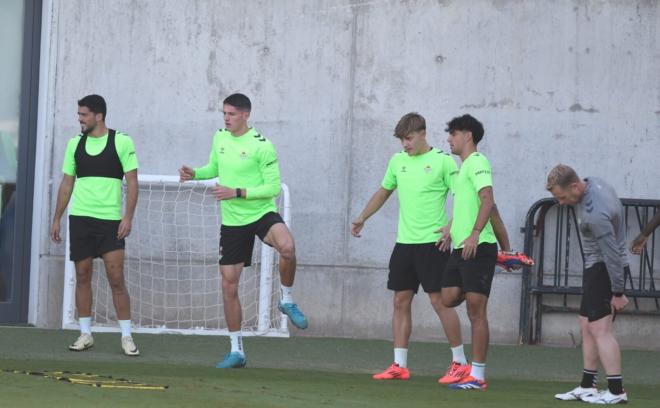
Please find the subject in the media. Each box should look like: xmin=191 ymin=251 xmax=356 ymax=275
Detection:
xmin=215 ymin=352 xmax=247 ymax=368
xmin=448 ymin=375 xmax=488 ymax=390
xmin=278 ymin=301 xmax=309 ymax=329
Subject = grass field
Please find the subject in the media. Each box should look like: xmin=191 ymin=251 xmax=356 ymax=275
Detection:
xmin=1 ymin=327 xmax=658 ymax=407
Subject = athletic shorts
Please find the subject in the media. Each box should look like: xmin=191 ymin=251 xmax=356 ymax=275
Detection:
xmin=442 ymin=242 xmax=497 ymax=297
xmin=68 ymin=215 xmax=125 ymax=261
xmin=580 ymin=262 xmax=629 ymax=322
xmin=219 ymin=212 xmax=284 ymax=266
xmin=387 ymin=243 xmax=450 ymax=293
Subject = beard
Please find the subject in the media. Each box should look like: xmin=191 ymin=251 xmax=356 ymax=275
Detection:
xmin=80 ymin=122 xmax=96 ymax=136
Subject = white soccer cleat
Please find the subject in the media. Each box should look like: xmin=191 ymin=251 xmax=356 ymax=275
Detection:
xmin=582 ymin=390 xmax=628 ymax=404
xmin=554 ymin=386 xmax=598 ymax=401
xmin=121 ymin=336 xmax=140 ymax=356
xmin=68 ymin=333 xmax=94 ymax=351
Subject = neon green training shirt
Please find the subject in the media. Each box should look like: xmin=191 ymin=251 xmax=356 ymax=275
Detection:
xmin=62 ymin=131 xmax=138 ymax=220
xmin=194 ymin=127 xmax=280 ymax=226
xmin=450 ymin=151 xmax=497 ymax=248
xmin=381 ymin=147 xmax=458 ymax=244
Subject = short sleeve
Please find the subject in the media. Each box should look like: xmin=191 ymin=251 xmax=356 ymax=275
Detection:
xmin=117 ymin=134 xmax=139 ymax=173
xmin=443 ymin=155 xmax=459 ymax=193
xmin=381 ymin=156 xmax=397 ymax=191
xmin=62 ymin=137 xmax=79 ymax=176
xmin=468 ymin=154 xmax=493 ymax=193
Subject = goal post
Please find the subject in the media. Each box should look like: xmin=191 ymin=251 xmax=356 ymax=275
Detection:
xmin=61 ymin=174 xmax=290 ymax=337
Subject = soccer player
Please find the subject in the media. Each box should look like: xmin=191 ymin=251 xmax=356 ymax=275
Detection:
xmin=179 ymin=93 xmax=307 ymax=369
xmin=630 ymin=210 xmax=660 ymax=255
xmin=547 ymin=165 xmax=629 ymax=404
xmin=50 ymin=95 xmax=140 ymax=356
xmin=440 ymin=114 xmax=499 ymax=390
xmin=352 ymin=112 xmax=489 ymax=384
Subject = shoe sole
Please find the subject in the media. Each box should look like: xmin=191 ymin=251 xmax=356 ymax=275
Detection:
xmin=68 ymin=344 xmax=93 ymax=352
xmin=124 ymin=351 xmax=140 ymax=357
xmin=216 ymin=363 xmax=246 ymax=369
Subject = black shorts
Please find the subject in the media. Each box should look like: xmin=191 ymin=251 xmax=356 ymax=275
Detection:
xmin=442 ymin=242 xmax=498 ymax=297
xmin=68 ymin=215 xmax=125 ymax=261
xmin=579 ymin=262 xmax=628 ymax=322
xmin=219 ymin=212 xmax=284 ymax=266
xmin=387 ymin=243 xmax=450 ymax=294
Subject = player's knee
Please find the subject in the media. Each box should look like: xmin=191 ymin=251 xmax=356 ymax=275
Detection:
xmin=393 ymin=293 xmax=413 ymax=311
xmin=221 ymin=279 xmax=239 ymax=296
xmin=75 ymin=271 xmax=92 ymax=286
xmin=278 ymin=241 xmax=295 ymax=260
xmin=442 ymin=293 xmax=464 ymax=308
xmin=107 ymin=277 xmax=127 ymax=294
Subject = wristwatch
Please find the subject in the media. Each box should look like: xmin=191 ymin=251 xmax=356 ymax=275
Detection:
xmin=236 ymin=188 xmax=242 ymax=198
xmin=613 ymin=292 xmax=623 ymax=297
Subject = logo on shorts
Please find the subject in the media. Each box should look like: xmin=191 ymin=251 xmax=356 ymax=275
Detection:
xmin=424 ymin=165 xmax=432 ymax=173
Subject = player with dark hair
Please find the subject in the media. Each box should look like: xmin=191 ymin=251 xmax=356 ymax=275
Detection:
xmin=50 ymin=94 xmax=140 ymax=356
xmin=179 ymin=93 xmax=307 ymax=369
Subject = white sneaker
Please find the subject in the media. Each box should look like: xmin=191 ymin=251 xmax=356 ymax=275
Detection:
xmin=582 ymin=390 xmax=628 ymax=404
xmin=68 ymin=333 xmax=94 ymax=351
xmin=121 ymin=336 xmax=140 ymax=356
xmin=554 ymin=386 xmax=598 ymax=401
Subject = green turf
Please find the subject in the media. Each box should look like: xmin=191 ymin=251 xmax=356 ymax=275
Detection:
xmin=0 ymin=327 xmax=658 ymax=407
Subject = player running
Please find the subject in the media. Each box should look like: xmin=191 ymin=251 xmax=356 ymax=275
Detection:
xmin=179 ymin=93 xmax=307 ymax=369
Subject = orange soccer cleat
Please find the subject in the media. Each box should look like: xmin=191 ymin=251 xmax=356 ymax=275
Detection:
xmin=438 ymin=361 xmax=471 ymax=384
xmin=372 ymin=363 xmax=410 ymax=380
xmin=496 ymin=251 xmax=535 ymax=271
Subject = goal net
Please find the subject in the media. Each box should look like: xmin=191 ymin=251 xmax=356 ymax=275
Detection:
xmin=62 ymin=175 xmax=290 ymax=337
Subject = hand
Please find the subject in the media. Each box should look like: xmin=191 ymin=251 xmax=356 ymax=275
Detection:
xmin=117 ymin=217 xmax=132 ymax=239
xmin=460 ymin=231 xmax=480 ymax=260
xmin=630 ymin=233 xmax=649 ymax=255
xmin=179 ymin=165 xmax=195 ymax=182
xmin=611 ymin=294 xmax=628 ymax=312
xmin=50 ymin=219 xmax=61 ymax=243
xmin=435 ymin=225 xmax=451 ymax=252
xmin=351 ymin=217 xmax=365 ymax=237
xmin=213 ymin=184 xmax=238 ymax=200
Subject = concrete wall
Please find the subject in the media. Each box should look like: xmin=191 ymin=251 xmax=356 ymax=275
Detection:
xmin=34 ymin=0 xmax=660 ymax=348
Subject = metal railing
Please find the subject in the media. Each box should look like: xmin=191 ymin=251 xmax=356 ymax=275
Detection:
xmin=518 ymin=197 xmax=660 ymax=344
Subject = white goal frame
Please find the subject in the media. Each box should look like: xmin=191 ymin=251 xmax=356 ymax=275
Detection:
xmin=61 ymin=174 xmax=290 ymax=337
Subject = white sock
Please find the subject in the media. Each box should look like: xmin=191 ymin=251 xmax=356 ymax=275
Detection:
xmin=118 ymin=320 xmax=132 ymax=337
xmin=470 ymin=362 xmax=486 ymax=380
xmin=229 ymin=331 xmax=244 ymax=355
xmin=79 ymin=317 xmax=92 ymax=335
xmin=394 ymin=348 xmax=408 ymax=368
xmin=280 ymin=285 xmax=294 ymax=304
xmin=451 ymin=344 xmax=468 ymax=365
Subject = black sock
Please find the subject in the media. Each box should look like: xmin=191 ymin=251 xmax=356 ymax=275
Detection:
xmin=607 ymin=375 xmax=624 ymax=395
xmin=580 ymin=369 xmax=598 ymax=388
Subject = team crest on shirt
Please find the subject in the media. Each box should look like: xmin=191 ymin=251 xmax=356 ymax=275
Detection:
xmin=424 ymin=165 xmax=432 ymax=173
xmin=219 ymin=147 xmax=225 ymax=154
xmin=240 ymin=151 xmax=247 ymax=160
xmin=401 ymin=166 xmax=407 ymax=173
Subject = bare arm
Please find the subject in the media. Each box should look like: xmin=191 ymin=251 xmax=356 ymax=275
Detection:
xmin=117 ymin=170 xmax=138 ymax=239
xmin=50 ymin=174 xmax=75 ymax=242
xmin=630 ymin=211 xmax=660 ymax=254
xmin=351 ymin=187 xmax=394 ymax=237
xmin=490 ymin=204 xmax=511 ymax=252
xmin=461 ymin=186 xmax=495 ymax=259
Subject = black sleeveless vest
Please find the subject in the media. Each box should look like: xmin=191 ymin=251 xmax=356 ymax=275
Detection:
xmin=74 ymin=129 xmax=124 ymax=180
